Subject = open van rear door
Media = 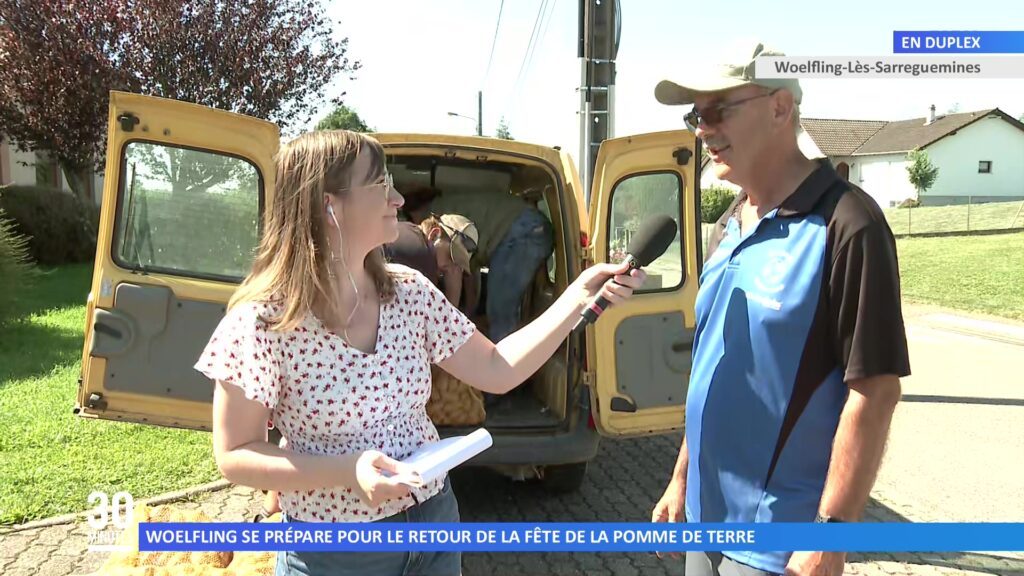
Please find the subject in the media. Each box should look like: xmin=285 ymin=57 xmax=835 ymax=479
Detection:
xmin=586 ymin=130 xmax=700 ymax=437
xmin=76 ymin=91 xmax=278 ymax=430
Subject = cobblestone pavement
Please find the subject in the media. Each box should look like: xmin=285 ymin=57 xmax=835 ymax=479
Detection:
xmin=2 ymin=432 xmax=1021 ymax=575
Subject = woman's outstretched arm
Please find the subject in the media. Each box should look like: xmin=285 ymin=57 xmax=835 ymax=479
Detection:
xmin=438 ymin=262 xmax=645 ymax=394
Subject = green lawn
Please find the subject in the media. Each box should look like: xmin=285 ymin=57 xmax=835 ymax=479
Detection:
xmin=896 ymin=231 xmax=1024 ymax=320
xmin=0 ymin=264 xmax=219 ymax=525
xmin=884 ymin=199 xmax=1024 ymax=236
xmin=693 ymin=225 xmax=1023 ymax=321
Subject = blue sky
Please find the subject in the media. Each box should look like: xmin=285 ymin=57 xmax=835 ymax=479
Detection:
xmin=320 ymin=0 xmax=1024 ymax=152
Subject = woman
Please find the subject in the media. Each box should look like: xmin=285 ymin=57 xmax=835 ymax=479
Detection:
xmin=384 ymin=212 xmax=478 ymax=310
xmin=194 ymin=130 xmax=644 ymax=576
xmin=260 ymin=213 xmax=479 ymax=519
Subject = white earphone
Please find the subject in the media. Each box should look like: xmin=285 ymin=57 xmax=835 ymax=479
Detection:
xmin=324 ymin=200 xmax=359 ymax=341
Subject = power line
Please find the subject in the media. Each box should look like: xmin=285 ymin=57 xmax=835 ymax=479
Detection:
xmin=527 ymin=0 xmax=559 ymax=82
xmin=511 ymin=0 xmax=549 ymax=99
xmin=482 ymin=0 xmax=505 ymax=85
xmin=507 ymin=0 xmax=558 ymax=120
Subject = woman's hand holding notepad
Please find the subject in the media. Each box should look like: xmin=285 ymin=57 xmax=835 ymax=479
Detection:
xmin=394 ymin=428 xmax=493 ymax=487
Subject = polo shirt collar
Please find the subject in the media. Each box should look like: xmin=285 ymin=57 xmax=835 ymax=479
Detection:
xmin=776 ymin=158 xmax=841 ymax=217
xmin=714 ymin=158 xmax=841 ymax=236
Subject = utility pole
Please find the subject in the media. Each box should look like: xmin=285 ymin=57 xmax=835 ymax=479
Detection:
xmin=477 ymin=90 xmax=483 ymax=136
xmin=578 ymin=0 xmax=619 ymax=204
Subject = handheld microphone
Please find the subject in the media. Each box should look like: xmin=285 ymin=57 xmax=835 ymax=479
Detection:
xmin=571 ymin=214 xmax=678 ymax=335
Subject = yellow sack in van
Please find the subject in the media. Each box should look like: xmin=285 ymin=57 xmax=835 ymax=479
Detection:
xmin=426 ymin=365 xmax=486 ymax=426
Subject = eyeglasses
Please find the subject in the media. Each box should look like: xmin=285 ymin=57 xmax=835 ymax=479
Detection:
xmin=434 ymin=215 xmax=478 ymax=259
xmin=683 ymin=89 xmax=779 ymax=131
xmin=338 ymin=171 xmax=395 ymax=197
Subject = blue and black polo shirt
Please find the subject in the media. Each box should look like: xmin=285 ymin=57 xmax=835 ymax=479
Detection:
xmin=686 ymin=159 xmax=911 ymax=573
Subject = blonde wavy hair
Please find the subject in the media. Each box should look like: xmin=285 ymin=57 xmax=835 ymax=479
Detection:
xmin=229 ymin=130 xmax=396 ymax=331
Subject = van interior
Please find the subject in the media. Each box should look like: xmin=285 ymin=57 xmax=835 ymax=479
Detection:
xmin=388 ymin=151 xmax=574 ymax=433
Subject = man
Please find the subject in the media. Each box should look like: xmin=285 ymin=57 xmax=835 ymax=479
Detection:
xmin=398 ymin=184 xmax=443 ymax=224
xmin=429 ymin=188 xmax=553 ymax=343
xmin=651 ymin=42 xmax=910 ymax=576
xmin=385 ymin=212 xmax=479 ymax=310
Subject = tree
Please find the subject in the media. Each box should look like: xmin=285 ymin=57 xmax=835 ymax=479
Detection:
xmin=316 ymin=105 xmax=372 ymax=132
xmin=906 ymin=149 xmax=939 ymax=200
xmin=0 ymin=0 xmax=358 ymax=197
xmin=495 ymin=117 xmax=514 ymax=140
xmin=0 ymin=1 xmax=131 ymax=196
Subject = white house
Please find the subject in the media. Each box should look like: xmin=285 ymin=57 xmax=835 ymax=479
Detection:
xmin=0 ymin=135 xmax=104 ymax=204
xmin=701 ymin=107 xmax=1024 ymax=208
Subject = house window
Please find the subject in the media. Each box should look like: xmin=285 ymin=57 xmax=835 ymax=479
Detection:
xmin=978 ymin=161 xmax=992 ymax=174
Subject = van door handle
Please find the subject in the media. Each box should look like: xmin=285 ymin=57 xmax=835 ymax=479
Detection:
xmin=94 ymin=322 xmax=123 ymax=339
xmin=91 ymin=309 xmax=135 ymax=358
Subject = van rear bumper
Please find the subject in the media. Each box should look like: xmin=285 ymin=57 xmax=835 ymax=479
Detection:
xmin=444 ymin=414 xmax=600 ymax=467
xmin=476 ymin=420 xmax=599 ymax=466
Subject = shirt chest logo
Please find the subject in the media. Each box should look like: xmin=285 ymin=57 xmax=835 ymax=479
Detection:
xmin=743 ymin=249 xmax=794 ymax=311
xmin=754 ymin=250 xmax=794 ymax=294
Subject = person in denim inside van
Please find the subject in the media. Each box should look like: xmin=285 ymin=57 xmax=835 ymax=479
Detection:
xmin=431 ymin=191 xmax=553 ymax=344
xmin=194 ymin=130 xmax=645 ymax=576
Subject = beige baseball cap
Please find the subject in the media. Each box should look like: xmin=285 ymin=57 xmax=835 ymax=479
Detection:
xmin=437 ymin=214 xmax=479 ymax=273
xmin=655 ymin=41 xmax=802 ymax=106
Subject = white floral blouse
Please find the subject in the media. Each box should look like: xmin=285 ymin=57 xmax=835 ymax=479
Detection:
xmin=194 ymin=265 xmax=476 ymax=522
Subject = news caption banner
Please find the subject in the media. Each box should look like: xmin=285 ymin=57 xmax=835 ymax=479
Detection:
xmin=893 ymin=31 xmax=1024 ymax=53
xmin=755 ymin=56 xmax=1024 ymax=79
xmin=138 ymin=523 xmax=1024 ymax=553
xmin=752 ymin=30 xmax=1024 ymax=79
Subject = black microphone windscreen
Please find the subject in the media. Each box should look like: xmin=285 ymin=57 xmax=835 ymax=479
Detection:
xmin=626 ymin=214 xmax=678 ymax=267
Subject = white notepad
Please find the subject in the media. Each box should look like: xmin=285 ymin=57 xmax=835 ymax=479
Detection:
xmin=393 ymin=428 xmax=493 ymax=487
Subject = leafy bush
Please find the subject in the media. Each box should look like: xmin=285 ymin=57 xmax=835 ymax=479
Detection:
xmin=0 ymin=206 xmax=38 ymax=325
xmin=0 ymin=185 xmax=100 ymax=265
xmin=701 ymin=185 xmax=737 ymax=224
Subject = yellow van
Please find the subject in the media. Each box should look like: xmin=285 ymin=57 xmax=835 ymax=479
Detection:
xmin=76 ymin=91 xmax=701 ymax=492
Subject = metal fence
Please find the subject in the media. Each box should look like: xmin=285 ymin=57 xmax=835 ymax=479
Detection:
xmin=884 ymin=197 xmax=1024 ymax=237
xmin=699 ymin=198 xmax=1024 ymax=249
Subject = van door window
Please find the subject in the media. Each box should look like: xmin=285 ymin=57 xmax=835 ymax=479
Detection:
xmin=114 ymin=142 xmax=262 ymax=281
xmin=608 ymin=172 xmax=683 ymax=292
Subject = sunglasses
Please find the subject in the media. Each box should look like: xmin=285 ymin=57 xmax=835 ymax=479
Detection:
xmin=683 ymin=89 xmax=779 ymax=131
xmin=434 ymin=216 xmax=478 ymax=260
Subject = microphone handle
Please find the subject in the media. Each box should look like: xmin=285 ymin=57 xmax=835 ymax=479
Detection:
xmin=570 ymin=294 xmax=611 ymax=335
xmin=570 ymin=256 xmax=639 ymax=335
xmin=582 ymin=294 xmax=612 ymax=323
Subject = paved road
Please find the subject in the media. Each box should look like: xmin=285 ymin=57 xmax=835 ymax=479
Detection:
xmin=873 ymin=306 xmax=1024 ymax=525
xmin=2 ymin=305 xmax=1022 ymax=575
